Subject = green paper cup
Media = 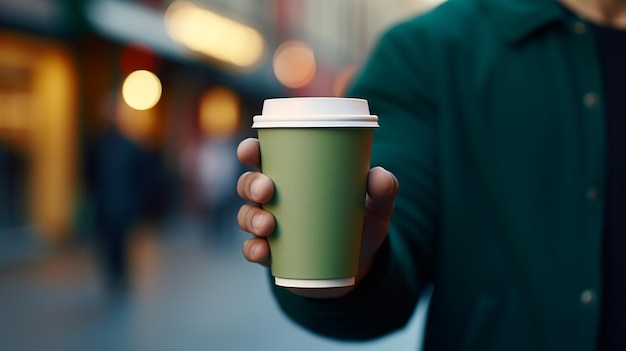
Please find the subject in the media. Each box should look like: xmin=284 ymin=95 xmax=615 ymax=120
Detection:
xmin=252 ymin=97 xmax=379 ymax=288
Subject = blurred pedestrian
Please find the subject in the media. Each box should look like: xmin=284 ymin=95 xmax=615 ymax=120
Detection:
xmin=197 ymin=136 xmax=240 ymax=246
xmin=86 ymin=92 xmax=166 ymax=295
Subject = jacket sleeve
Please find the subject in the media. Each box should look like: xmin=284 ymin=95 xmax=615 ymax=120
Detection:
xmin=269 ymin=18 xmax=440 ymax=341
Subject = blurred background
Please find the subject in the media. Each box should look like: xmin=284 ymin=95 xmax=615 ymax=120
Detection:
xmin=0 ymin=0 xmax=441 ymax=350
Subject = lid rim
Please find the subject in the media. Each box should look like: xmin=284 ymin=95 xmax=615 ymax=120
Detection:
xmin=253 ymin=114 xmax=378 ymax=119
xmin=252 ymin=114 xmax=379 ymax=129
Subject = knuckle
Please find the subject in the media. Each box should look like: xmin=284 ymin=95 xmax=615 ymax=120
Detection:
xmin=237 ymin=171 xmax=273 ymax=203
xmin=236 ymin=171 xmax=255 ymax=199
xmin=237 ymin=204 xmax=254 ymax=232
xmin=237 ymin=204 xmax=275 ymax=237
xmin=236 ymin=207 xmax=246 ymax=231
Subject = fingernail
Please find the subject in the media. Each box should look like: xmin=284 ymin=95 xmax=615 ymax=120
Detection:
xmin=388 ymin=173 xmax=397 ymax=195
xmin=252 ymin=214 xmax=262 ymax=231
xmin=251 ymin=178 xmax=262 ymax=198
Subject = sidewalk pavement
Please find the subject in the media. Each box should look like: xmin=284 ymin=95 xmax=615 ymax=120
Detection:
xmin=0 ymin=220 xmax=428 ymax=351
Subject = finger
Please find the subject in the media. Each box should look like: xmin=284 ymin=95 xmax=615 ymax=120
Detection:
xmin=366 ymin=166 xmax=399 ymax=220
xmin=237 ymin=204 xmax=276 ymax=237
xmin=237 ymin=138 xmax=261 ymax=168
xmin=243 ymin=238 xmax=271 ymax=267
xmin=360 ymin=167 xmax=398 ymax=262
xmin=237 ymin=171 xmax=274 ymax=203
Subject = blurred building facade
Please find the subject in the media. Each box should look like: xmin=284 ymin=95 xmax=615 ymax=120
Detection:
xmin=0 ymin=0 xmax=440 ymax=251
xmin=0 ymin=0 xmax=81 ymax=245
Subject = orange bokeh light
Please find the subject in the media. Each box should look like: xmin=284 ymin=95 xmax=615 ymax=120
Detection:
xmin=199 ymin=87 xmax=240 ymax=137
xmin=273 ymin=40 xmax=316 ymax=89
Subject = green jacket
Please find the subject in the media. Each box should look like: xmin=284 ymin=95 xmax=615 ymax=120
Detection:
xmin=271 ymin=0 xmax=605 ymax=349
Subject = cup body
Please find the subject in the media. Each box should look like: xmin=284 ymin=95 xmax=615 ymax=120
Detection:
xmin=253 ymin=98 xmax=378 ymax=288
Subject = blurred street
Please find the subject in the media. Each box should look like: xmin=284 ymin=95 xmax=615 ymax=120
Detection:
xmin=0 ymin=1 xmax=439 ymax=350
xmin=0 ymin=221 xmax=428 ymax=351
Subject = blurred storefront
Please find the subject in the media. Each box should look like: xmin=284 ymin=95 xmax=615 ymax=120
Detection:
xmin=0 ymin=0 xmax=282 ymax=248
xmin=0 ymin=0 xmax=80 ymax=244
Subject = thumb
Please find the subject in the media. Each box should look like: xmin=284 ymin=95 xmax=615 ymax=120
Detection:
xmin=359 ymin=166 xmax=398 ymax=263
xmin=365 ymin=166 xmax=399 ymax=221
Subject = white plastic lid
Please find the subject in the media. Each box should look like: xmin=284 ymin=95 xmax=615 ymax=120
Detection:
xmin=253 ymin=97 xmax=379 ymax=128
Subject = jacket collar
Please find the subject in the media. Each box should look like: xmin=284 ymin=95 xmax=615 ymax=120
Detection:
xmin=474 ymin=0 xmax=572 ymax=44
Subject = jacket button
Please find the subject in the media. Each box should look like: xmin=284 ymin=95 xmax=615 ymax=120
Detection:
xmin=583 ymin=92 xmax=599 ymax=109
xmin=580 ymin=289 xmax=596 ymax=305
xmin=586 ymin=187 xmax=599 ymax=202
xmin=573 ymin=21 xmax=587 ymax=35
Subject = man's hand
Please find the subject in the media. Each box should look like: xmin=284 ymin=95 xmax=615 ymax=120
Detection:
xmin=236 ymin=137 xmax=398 ymax=298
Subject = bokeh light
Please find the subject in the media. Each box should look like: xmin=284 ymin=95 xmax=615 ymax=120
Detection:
xmin=273 ymin=40 xmax=316 ymax=89
xmin=165 ymin=1 xmax=266 ymax=69
xmin=116 ymin=96 xmax=159 ymax=144
xmin=199 ymin=86 xmax=240 ymax=137
xmin=121 ymin=70 xmax=162 ymax=111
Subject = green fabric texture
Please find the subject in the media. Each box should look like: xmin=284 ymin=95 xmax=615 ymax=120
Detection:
xmin=270 ymin=0 xmax=606 ymax=350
